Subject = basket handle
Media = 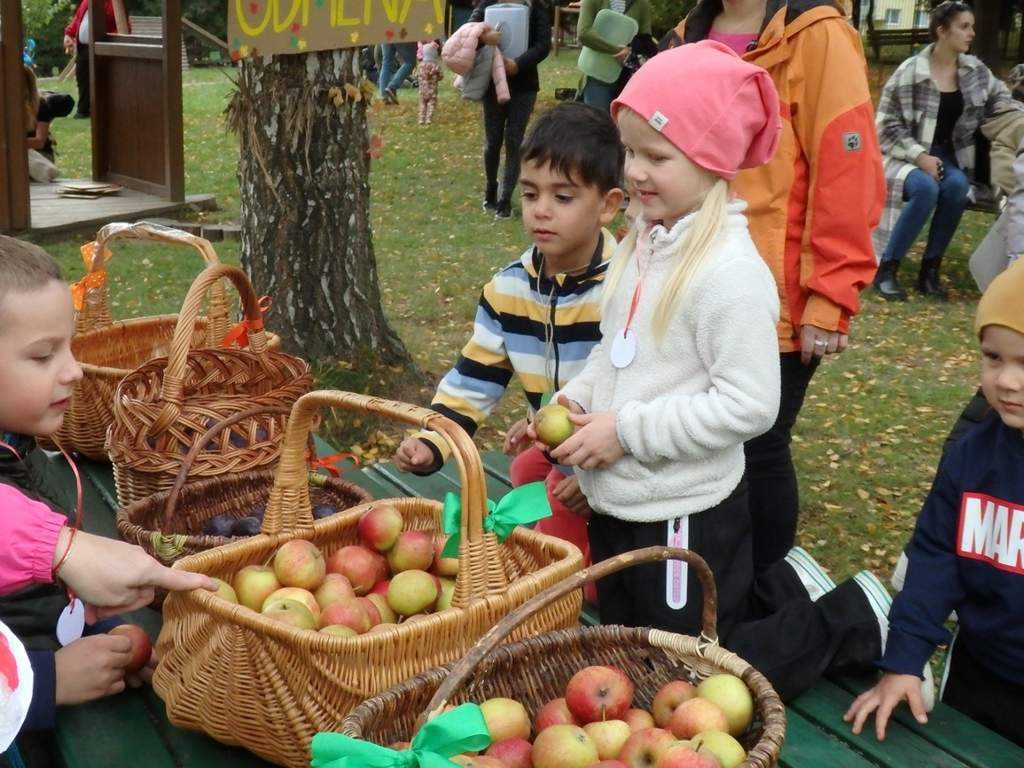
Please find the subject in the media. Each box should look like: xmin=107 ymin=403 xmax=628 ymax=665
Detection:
xmin=76 ymin=221 xmax=229 ymax=339
xmin=261 ymin=391 xmax=493 ymax=589
xmin=417 ymin=546 xmax=719 ymax=728
xmin=161 ymin=405 xmax=294 ymax=533
xmin=149 ymin=264 xmax=270 ymax=436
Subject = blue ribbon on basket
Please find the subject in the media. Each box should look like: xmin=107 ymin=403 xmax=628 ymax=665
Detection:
xmin=440 ymin=481 xmax=551 ymax=559
xmin=310 ymin=703 xmax=492 ymax=767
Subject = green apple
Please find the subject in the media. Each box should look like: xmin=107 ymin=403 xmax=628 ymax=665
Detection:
xmin=534 ymin=404 xmax=574 ymax=448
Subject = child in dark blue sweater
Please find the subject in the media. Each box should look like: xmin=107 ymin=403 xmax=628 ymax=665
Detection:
xmin=845 ymin=259 xmax=1024 ymax=746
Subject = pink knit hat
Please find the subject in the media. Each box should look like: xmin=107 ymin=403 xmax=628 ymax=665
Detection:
xmin=611 ymin=40 xmax=781 ymax=180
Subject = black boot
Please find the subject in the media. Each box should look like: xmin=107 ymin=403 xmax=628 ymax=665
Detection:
xmin=873 ymin=259 xmax=907 ymax=301
xmin=916 ymin=258 xmax=947 ymax=300
xmin=494 ymin=198 xmax=512 ymax=219
xmin=482 ymin=183 xmax=498 ymax=213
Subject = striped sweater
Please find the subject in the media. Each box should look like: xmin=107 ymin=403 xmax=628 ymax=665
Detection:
xmin=415 ymin=231 xmax=615 ymax=467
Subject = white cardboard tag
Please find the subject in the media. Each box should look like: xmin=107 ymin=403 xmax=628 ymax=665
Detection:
xmin=56 ymin=598 xmax=85 ymax=647
xmin=610 ymin=328 xmax=637 ymax=369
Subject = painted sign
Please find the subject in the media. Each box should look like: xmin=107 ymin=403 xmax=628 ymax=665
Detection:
xmin=228 ymin=0 xmax=444 ymax=59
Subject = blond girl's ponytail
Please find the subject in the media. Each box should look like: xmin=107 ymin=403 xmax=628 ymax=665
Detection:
xmin=604 ymin=178 xmax=730 ymax=341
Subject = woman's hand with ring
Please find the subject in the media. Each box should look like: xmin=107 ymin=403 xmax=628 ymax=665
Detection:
xmin=800 ymin=324 xmax=848 ymax=364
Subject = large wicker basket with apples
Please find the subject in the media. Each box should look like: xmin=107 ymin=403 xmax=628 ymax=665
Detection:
xmin=339 ymin=547 xmax=787 ymax=768
xmin=152 ymin=390 xmax=585 ymax=768
xmin=38 ymin=221 xmax=251 ymax=460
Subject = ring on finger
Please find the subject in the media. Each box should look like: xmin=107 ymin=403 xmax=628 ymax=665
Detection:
xmin=814 ymin=339 xmax=827 ymax=347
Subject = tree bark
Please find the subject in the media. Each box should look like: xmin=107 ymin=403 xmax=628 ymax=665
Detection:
xmin=971 ymin=0 xmax=1001 ymax=72
xmin=228 ymin=49 xmax=412 ymax=369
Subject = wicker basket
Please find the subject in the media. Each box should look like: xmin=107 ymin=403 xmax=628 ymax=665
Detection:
xmin=341 ymin=547 xmax=787 ymax=768
xmin=116 ymin=406 xmax=372 ymax=565
xmin=152 ymin=390 xmax=585 ymax=768
xmin=107 ymin=263 xmax=312 ymax=507
xmin=39 ymin=221 xmax=238 ymax=460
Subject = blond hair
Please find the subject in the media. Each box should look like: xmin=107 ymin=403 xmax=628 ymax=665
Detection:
xmin=23 ymin=65 xmax=39 ymax=132
xmin=604 ymin=177 xmax=730 ymax=340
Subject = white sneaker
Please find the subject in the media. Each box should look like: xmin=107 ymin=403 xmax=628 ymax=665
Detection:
xmin=854 ymin=569 xmax=935 ymax=712
xmin=785 ymin=546 xmax=837 ymax=601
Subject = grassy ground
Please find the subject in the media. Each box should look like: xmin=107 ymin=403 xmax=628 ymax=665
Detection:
xmin=27 ymin=54 xmax=992 ymax=582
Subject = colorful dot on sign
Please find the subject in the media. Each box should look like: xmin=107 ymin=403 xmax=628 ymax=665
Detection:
xmin=424 ymin=23 xmax=434 ymax=35
xmin=232 ymin=37 xmax=241 ymax=49
xmin=314 ymin=0 xmax=324 ymax=6
xmin=249 ymin=2 xmax=259 ymax=13
xmin=350 ymin=32 xmax=360 ymax=44
xmin=298 ymin=39 xmax=307 ymax=50
xmin=291 ymin=22 xmax=301 ymax=33
xmin=385 ymin=29 xmax=394 ymax=40
xmin=240 ymin=44 xmax=250 ymax=57
xmin=399 ymin=27 xmax=408 ymax=39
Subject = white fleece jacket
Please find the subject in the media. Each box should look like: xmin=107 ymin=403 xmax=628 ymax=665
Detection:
xmin=560 ymin=202 xmax=781 ymax=522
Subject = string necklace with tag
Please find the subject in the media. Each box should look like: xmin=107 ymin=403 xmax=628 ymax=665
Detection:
xmin=0 ymin=438 xmax=85 ymax=646
xmin=610 ymin=240 xmax=651 ymax=369
xmin=539 ymin=253 xmax=559 ymax=405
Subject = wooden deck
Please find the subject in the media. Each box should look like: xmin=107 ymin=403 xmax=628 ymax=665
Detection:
xmin=22 ymin=180 xmax=215 ymax=236
xmin=11 ymin=446 xmax=1024 ymax=768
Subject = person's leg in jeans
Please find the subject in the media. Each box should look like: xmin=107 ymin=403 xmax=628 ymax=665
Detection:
xmin=581 ymin=78 xmax=615 ymax=112
xmin=495 ymin=91 xmax=538 ymax=217
xmin=481 ymin=87 xmax=507 ymax=210
xmin=917 ymin=153 xmax=970 ymax=298
xmin=378 ymin=43 xmax=397 ymax=99
xmin=874 ymin=169 xmax=940 ymax=300
xmin=385 ymin=42 xmax=418 ymax=94
xmin=75 ymin=42 xmax=91 ymax=117
xmin=744 ymin=352 xmax=819 ymax=573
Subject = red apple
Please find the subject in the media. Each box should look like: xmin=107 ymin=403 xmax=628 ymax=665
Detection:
xmin=318 ymin=598 xmax=371 ymax=633
xmin=669 ymin=699 xmax=728 ymax=740
xmin=479 ymin=697 xmax=531 ymax=742
xmin=695 ymin=675 xmax=753 ymax=737
xmin=262 ymin=587 xmax=320 ymax=622
xmin=387 ymin=569 xmax=438 ymax=616
xmin=357 ymin=504 xmax=404 ymax=552
xmin=652 ymin=680 xmax=697 ymax=727
xmin=564 ymin=665 xmax=634 ymax=723
xmin=314 ymin=573 xmax=356 ymax=609
xmin=624 ymin=708 xmax=657 ymax=733
xmin=531 ymin=724 xmax=599 ymax=768
xmin=370 ymin=579 xmax=390 ymax=596
xmin=535 ymin=697 xmax=577 ymax=732
xmin=327 ymin=545 xmax=388 ymax=595
xmin=386 ymin=530 xmax=435 ymax=573
xmin=433 ymin=534 xmax=460 ymax=576
xmin=485 ymin=737 xmax=532 ymax=768
xmin=211 ymin=578 xmax=238 ymax=604
xmin=233 ymin=564 xmax=280 ymax=612
xmin=656 ymin=742 xmax=721 ymax=768
xmin=272 ymin=539 xmax=326 ymax=590
xmin=583 ymin=720 xmax=632 ymax=760
xmin=617 ymin=728 xmax=676 ymax=768
xmin=594 ymin=763 xmax=630 ymax=768
xmin=108 ymin=624 xmax=151 ymax=673
xmin=261 ymin=598 xmax=317 ymax=630
xmin=355 ymin=596 xmax=382 ymax=626
xmin=365 ymin=593 xmax=397 ymax=624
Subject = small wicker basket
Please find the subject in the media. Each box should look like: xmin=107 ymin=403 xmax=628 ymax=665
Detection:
xmin=152 ymin=390 xmax=585 ymax=768
xmin=107 ymin=263 xmax=312 ymax=508
xmin=341 ymin=547 xmax=787 ymax=768
xmin=40 ymin=221 xmax=239 ymax=459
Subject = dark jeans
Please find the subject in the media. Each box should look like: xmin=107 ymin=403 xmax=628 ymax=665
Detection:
xmin=482 ymin=88 xmax=537 ymax=203
xmin=942 ymin=634 xmax=1024 ymax=747
xmin=75 ymin=41 xmax=90 ymax=117
xmin=881 ymin=147 xmax=970 ymax=265
xmin=378 ymin=42 xmax=417 ymax=93
xmin=588 ymin=482 xmax=880 ymax=701
xmin=744 ymin=351 xmax=820 ymax=572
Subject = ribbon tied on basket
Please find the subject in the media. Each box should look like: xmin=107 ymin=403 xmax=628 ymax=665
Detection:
xmin=69 ymin=271 xmax=106 ymax=312
xmin=440 ymin=481 xmax=551 ymax=559
xmin=310 ymin=703 xmax=492 ymax=768
xmin=220 ymin=295 xmax=272 ymax=348
xmin=306 ymin=447 xmax=361 ymax=477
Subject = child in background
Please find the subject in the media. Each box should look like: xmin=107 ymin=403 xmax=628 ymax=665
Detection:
xmin=418 ymin=41 xmax=443 ymax=126
xmin=394 ymin=103 xmax=623 ymax=588
xmin=0 ymin=236 xmax=212 ymax=742
xmin=845 ymin=260 xmax=1024 ymax=746
xmin=540 ymin=42 xmax=896 ymax=700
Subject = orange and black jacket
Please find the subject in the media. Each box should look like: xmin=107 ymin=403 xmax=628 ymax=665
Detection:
xmin=661 ymin=0 xmax=884 ymax=350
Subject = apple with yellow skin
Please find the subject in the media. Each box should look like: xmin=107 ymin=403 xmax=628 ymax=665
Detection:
xmin=534 ymin=404 xmax=574 ymax=448
xmin=272 ymin=539 xmax=326 ymax=590
xmin=233 ymin=565 xmax=280 ymax=612
xmin=387 ymin=530 xmax=435 ymax=573
xmin=450 ymin=756 xmax=506 ymax=767
xmin=211 ymin=578 xmax=238 ymax=604
xmin=435 ymin=577 xmax=456 ymax=611
xmin=583 ymin=720 xmax=632 ymax=760
xmin=433 ymin=534 xmax=460 ymax=576
xmin=319 ymin=624 xmax=358 ymax=637
xmin=695 ymin=675 xmax=753 ymax=737
xmin=365 ymin=593 xmax=397 ymax=624
xmin=624 ymin=708 xmax=656 ymax=732
xmin=479 ymin=697 xmax=531 ymax=742
xmin=669 ymin=698 xmax=728 ymax=740
xmin=262 ymin=587 xmax=320 ymax=623
xmin=314 ymin=573 xmax=356 ymax=609
xmin=387 ymin=570 xmax=438 ymax=616
xmin=690 ymin=731 xmax=745 ymax=768
xmin=261 ymin=598 xmax=317 ymax=630
xmin=531 ymin=724 xmax=599 ymax=768
xmin=656 ymin=742 xmax=720 ymax=768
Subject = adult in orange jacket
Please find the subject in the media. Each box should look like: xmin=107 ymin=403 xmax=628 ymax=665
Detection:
xmin=661 ymin=0 xmax=885 ymax=572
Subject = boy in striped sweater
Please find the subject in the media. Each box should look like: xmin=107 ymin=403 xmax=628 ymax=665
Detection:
xmin=395 ymin=103 xmax=624 ymax=571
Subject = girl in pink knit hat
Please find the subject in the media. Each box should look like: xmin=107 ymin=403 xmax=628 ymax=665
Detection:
xmin=531 ymin=40 xmax=894 ymax=701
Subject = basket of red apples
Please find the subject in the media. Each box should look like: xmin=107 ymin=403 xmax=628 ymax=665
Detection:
xmin=116 ymin=405 xmax=372 ymax=566
xmin=151 ymin=390 xmax=585 ymax=768
xmin=337 ymin=546 xmax=786 ymax=768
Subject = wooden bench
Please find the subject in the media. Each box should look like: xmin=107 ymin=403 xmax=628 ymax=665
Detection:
xmin=13 ymin=446 xmax=1024 ymax=768
xmin=867 ymin=27 xmax=930 ymax=62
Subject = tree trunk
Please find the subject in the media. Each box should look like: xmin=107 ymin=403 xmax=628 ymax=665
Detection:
xmin=228 ymin=49 xmax=412 ymax=369
xmin=971 ymin=0 xmax=1001 ymax=72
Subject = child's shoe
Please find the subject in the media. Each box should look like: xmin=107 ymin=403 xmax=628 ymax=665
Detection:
xmin=853 ymin=569 xmax=935 ymax=712
xmin=494 ymin=199 xmax=513 ymax=219
xmin=785 ymin=546 xmax=836 ymax=601
xmin=482 ymin=184 xmax=498 ymax=213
